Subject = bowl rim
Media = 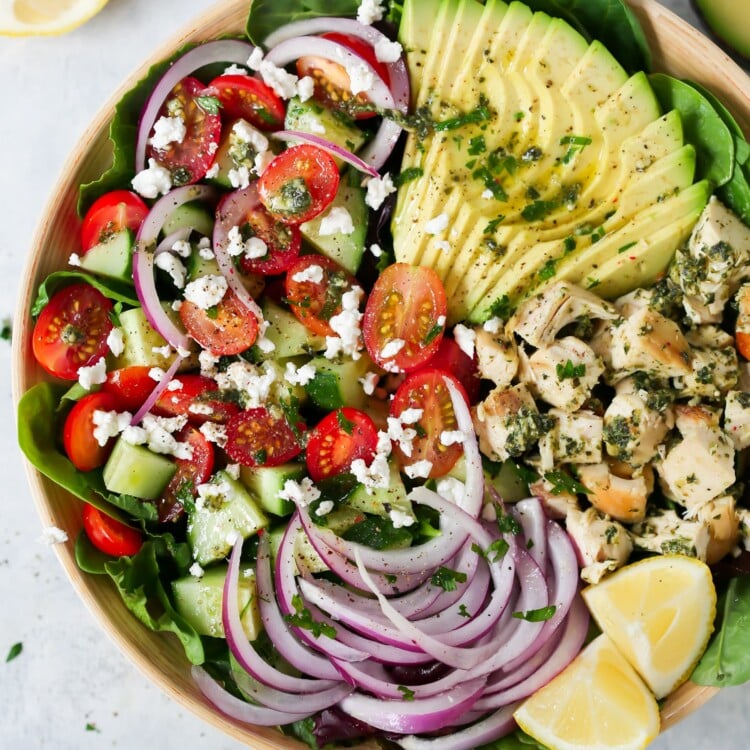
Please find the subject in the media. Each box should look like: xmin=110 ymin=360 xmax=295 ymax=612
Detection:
xmin=13 ymin=0 xmax=749 ymax=745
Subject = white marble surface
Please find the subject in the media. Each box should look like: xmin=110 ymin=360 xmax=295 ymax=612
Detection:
xmin=1 ymin=0 xmax=749 ymax=748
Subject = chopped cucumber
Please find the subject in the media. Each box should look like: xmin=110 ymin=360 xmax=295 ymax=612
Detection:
xmin=284 ymin=98 xmax=366 ymax=161
xmin=102 ymin=438 xmax=176 ymax=500
xmin=304 ymin=353 xmax=375 ymax=410
xmin=293 ymin=505 xmax=363 ymax=573
xmin=255 ymin=298 xmax=326 ymax=360
xmin=347 ymin=461 xmax=413 ymax=521
xmin=79 ymin=228 xmax=133 ymax=282
xmin=240 ymin=462 xmax=306 ymax=516
xmin=162 ymin=201 xmax=214 ymax=239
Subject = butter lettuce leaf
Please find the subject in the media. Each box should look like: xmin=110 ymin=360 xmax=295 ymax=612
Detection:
xmin=31 ymin=270 xmax=138 ymax=318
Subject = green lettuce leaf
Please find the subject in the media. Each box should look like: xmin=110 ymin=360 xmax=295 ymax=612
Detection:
xmin=74 ymin=532 xmax=111 ymax=575
xmin=31 ymin=270 xmax=138 ymax=318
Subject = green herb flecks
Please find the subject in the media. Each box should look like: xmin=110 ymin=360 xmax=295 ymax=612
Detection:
xmin=336 ymin=409 xmax=354 ymax=435
xmin=431 ymin=566 xmax=468 ymax=592
xmin=513 ymin=605 xmax=557 ymax=622
xmin=195 ymin=95 xmax=222 ymax=114
xmin=6 ymin=642 xmax=22 ymax=663
xmin=398 ymin=685 xmax=415 ymax=700
xmin=285 ymin=594 xmax=337 ymax=639
xmin=556 ymin=360 xmax=586 ymax=380
xmin=395 ymin=167 xmax=424 ymax=187
xmin=544 ymin=470 xmax=589 ymax=496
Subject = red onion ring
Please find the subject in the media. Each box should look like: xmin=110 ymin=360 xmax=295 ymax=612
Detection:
xmin=135 ymin=40 xmax=255 ymax=173
xmin=154 ymin=227 xmax=192 ymax=257
xmin=130 ymin=353 xmax=185 ymax=425
xmin=512 ymin=497 xmax=548 ymax=572
xmin=271 ymin=130 xmax=379 ymax=177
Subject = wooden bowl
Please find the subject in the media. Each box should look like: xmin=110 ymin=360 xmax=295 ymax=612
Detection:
xmin=12 ymin=0 xmax=749 ymax=746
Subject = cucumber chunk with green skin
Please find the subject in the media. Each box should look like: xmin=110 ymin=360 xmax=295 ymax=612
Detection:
xmin=291 ymin=505 xmax=364 ymax=574
xmin=79 ymin=228 xmax=133 ymax=282
xmin=187 ymin=471 xmax=269 ymax=566
xmin=304 ymin=354 xmax=375 ymax=410
xmin=172 ymin=564 xmax=261 ymax=640
xmin=254 ymin=298 xmax=326 ymax=360
xmin=300 ymin=178 xmax=368 ymax=274
xmin=102 ymin=438 xmax=177 ymax=500
xmin=240 ymin=462 xmax=306 ymax=516
xmin=186 ymin=252 xmax=222 ymax=283
xmin=207 ymin=118 xmax=267 ymax=190
xmin=162 ymin=201 xmax=214 ymax=239
xmin=347 ymin=462 xmax=414 ymax=522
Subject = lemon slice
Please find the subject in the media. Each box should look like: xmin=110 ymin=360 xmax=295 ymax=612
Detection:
xmin=582 ymin=555 xmax=716 ymax=699
xmin=514 ymin=633 xmax=660 ymax=750
xmin=0 ymin=0 xmax=108 ymax=36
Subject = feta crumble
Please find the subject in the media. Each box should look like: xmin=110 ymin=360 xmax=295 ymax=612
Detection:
xmin=291 ymin=263 xmax=324 ymax=284
xmin=297 ymin=75 xmax=315 ymax=102
xmin=68 ymin=252 xmax=81 ymax=267
xmin=359 ymin=371 xmax=379 ymax=395
xmin=453 ymin=323 xmax=477 ymax=359
xmin=279 ymin=477 xmax=321 ymax=507
xmin=247 ymin=47 xmax=264 ymax=71
xmin=131 ymin=158 xmax=172 ymax=199
xmin=149 ymin=367 xmax=165 ymax=382
xmin=380 ymin=338 xmax=406 ymax=360
xmin=184 ymin=274 xmax=228 ymax=309
xmin=189 ymin=562 xmax=205 ymax=578
xmin=38 ymin=526 xmax=68 ymax=545
xmin=226 ymin=225 xmax=268 ymax=260
xmin=357 ymin=0 xmax=385 ymax=25
xmin=424 ymin=212 xmax=449 ymax=235
xmin=154 ymin=251 xmax=187 ymax=289
xmin=389 ymin=509 xmax=415 ymax=528
xmin=347 ymin=62 xmax=374 ymax=96
xmin=434 ymin=239 xmax=451 ymax=253
xmin=149 ymin=115 xmax=186 ymax=151
xmin=374 ymin=38 xmax=403 ymax=63
xmin=228 ymin=165 xmax=252 ymax=189
xmin=200 ymin=422 xmax=228 ymax=448
xmin=224 ymin=64 xmax=247 ymax=75
xmin=284 ymin=361 xmax=317 ymax=386
xmin=315 ymin=500 xmax=335 ymax=517
xmin=405 ymin=459 xmax=433 ymax=479
xmin=259 ymin=60 xmax=299 ymax=99
xmin=364 ymin=173 xmax=396 ymax=210
xmin=369 ymin=243 xmax=384 ymax=258
xmin=171 ymin=239 xmax=192 ymax=258
xmin=205 ymin=162 xmax=220 ymax=179
xmin=232 ymin=120 xmax=269 ymax=153
xmin=106 ymin=327 xmax=125 ymax=357
xmin=92 ymin=409 xmax=132 ymax=447
xmin=440 ymin=429 xmax=466 ymax=446
xmin=78 ymin=357 xmax=107 ymax=390
xmin=319 ymin=206 xmax=355 ymax=236
xmin=325 ymin=287 xmax=365 ymax=360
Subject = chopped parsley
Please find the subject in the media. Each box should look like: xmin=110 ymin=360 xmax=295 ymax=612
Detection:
xmin=431 ymin=566 xmax=469 ymax=592
xmin=6 ymin=642 xmax=22 ymax=662
xmin=512 ymin=605 xmax=557 ymax=622
xmin=472 ymin=539 xmax=510 ymax=562
xmin=488 ymin=295 xmax=512 ymax=321
xmin=618 ymin=241 xmax=638 ymax=254
xmin=434 ymin=99 xmax=492 ymax=131
xmin=522 ymin=199 xmax=557 ymax=222
xmin=336 ymin=409 xmax=355 ymax=435
xmin=398 ymin=685 xmax=415 ymax=700
xmin=395 ymin=166 xmax=424 ymax=187
xmin=556 ymin=359 xmax=586 ymax=380
xmin=483 ymin=215 xmax=505 ymax=234
xmin=195 ymin=95 xmax=222 ymax=114
xmin=496 ymin=511 xmax=522 ymax=536
xmin=538 ymin=259 xmax=557 ymax=281
xmin=458 ymin=604 xmax=472 ymax=618
xmin=284 ymin=594 xmax=337 ymax=639
xmin=423 ymin=321 xmax=444 ymax=346
xmin=544 ymin=470 xmax=589 ymax=496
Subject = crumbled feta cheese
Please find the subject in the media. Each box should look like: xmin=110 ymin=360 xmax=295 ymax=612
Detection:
xmin=255 ymin=318 xmax=276 ymax=355
xmin=188 ymin=402 xmax=215 ymax=416
xmin=78 ymin=357 xmax=107 ymax=390
xmin=92 ymin=409 xmax=132 ymax=447
xmin=405 ymin=459 xmax=433 ymax=479
xmin=284 ymin=361 xmax=317 ymax=386
xmin=208 ymin=141 xmax=219 ymax=155
xmin=224 ymin=64 xmax=247 ymax=75
xmin=38 ymin=526 xmax=68 ymax=545
xmin=254 ymin=149 xmax=276 ymax=177
xmin=154 ymin=251 xmax=187 ymax=288
xmin=171 ymin=239 xmax=192 ymax=258
xmin=199 ymin=349 xmax=220 ymax=377
xmin=325 ymin=287 xmax=365 ymax=360
xmin=297 ymin=75 xmax=315 ymax=102
xmin=292 ymin=263 xmax=324 ymax=284
xmin=149 ymin=115 xmax=187 ymax=151
xmin=386 ymin=416 xmax=417 ymax=457
xmin=279 ymin=477 xmax=321 ymax=507
xmin=424 ymin=212 xmax=449 ymax=235
xmin=374 ymin=38 xmax=403 ymax=63
xmin=196 ymin=478 xmax=232 ymax=508
xmin=440 ymin=429 xmax=465 ymax=446
xmin=200 ymin=421 xmax=228 ymax=447
xmin=166 ymin=379 xmax=183 ymax=391
xmin=351 ymin=452 xmax=391 ymax=492
xmin=399 ymin=408 xmax=424 ymax=425
xmin=347 ymin=62 xmax=374 ymax=95
xmin=149 ymin=367 xmax=165 ymax=382
xmin=481 ymin=189 xmax=495 ymax=200
xmin=177 ymin=346 xmax=191 ymax=358
xmin=364 ymin=172 xmax=396 ymax=210
xmin=369 ymin=243 xmax=384 ymax=258
xmin=152 ymin=344 xmax=172 ymax=358
xmin=205 ymin=162 xmax=220 ymax=179
xmin=189 ymin=562 xmax=205 ymax=578
xmin=121 ymin=425 xmax=148 ymax=445
xmin=319 ymin=206 xmax=355 ymax=236
xmin=215 ymin=360 xmax=277 ymax=408
xmin=389 ymin=508 xmax=415 ymax=528
xmin=132 ymin=158 xmax=172 ymax=199
xmin=357 ymin=0 xmax=385 ymax=25
xmin=106 ymin=327 xmax=125 ymax=357
xmin=359 ymin=371 xmax=379 ymax=395
xmin=453 ymin=323 xmax=477 ymax=359
xmin=436 ymin=476 xmax=466 ymax=506
xmin=172 ymin=300 xmax=183 ymax=311
xmin=246 ymin=47 xmax=264 ymax=70
xmin=228 ymin=165 xmax=252 ymax=189
xmin=259 ymin=60 xmax=299 ymax=99
xmin=123 ymin=413 xmax=192 ymax=459
xmin=198 ymin=244 xmax=215 ymax=260
xmin=483 ymin=317 xmax=503 ymax=334
xmin=68 ymin=252 xmax=81 ymax=267
xmin=198 ymin=237 xmax=211 ymax=249
xmin=226 ymin=225 xmax=268 ymax=260
xmin=434 ymin=240 xmax=451 ymax=253
xmin=232 ymin=120 xmax=269 ymax=153
xmin=184 ymin=274 xmax=228 ymax=309
xmin=380 ymin=338 xmax=406 ymax=360
xmin=315 ymin=499 xmax=335 ymax=517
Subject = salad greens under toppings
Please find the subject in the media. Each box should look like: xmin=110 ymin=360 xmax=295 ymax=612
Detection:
xmin=18 ymin=0 xmax=750 ymax=748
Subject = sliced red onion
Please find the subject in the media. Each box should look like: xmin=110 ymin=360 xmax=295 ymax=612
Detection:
xmin=130 ymin=354 xmax=185 ymax=426
xmin=412 ymin=543 xmax=479 ymax=619
xmin=155 ymin=227 xmax=192 ymax=257
xmin=135 ymin=40 xmax=255 ymax=172
xmin=134 ymin=184 xmax=216 ymax=352
xmin=263 ymin=17 xmax=410 ymax=111
xmin=264 ymin=36 xmax=399 ymax=169
xmin=211 ymin=184 xmax=264 ymax=320
xmin=512 ymin=497 xmax=548 ymax=572
xmin=222 ymin=536 xmax=338 ymax=693
xmin=191 ymin=666 xmax=314 ymax=726
xmin=338 ymin=679 xmax=486 ymax=735
xmin=271 ymin=130 xmax=379 ymax=177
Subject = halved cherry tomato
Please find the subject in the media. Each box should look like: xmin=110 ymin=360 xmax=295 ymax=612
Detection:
xmin=154 ymin=374 xmax=240 ymax=424
xmin=179 ymin=289 xmax=258 ymax=356
xmin=32 ymin=283 xmax=114 ymax=380
xmin=235 ymin=204 xmax=302 ymax=276
xmin=158 ymin=425 xmax=215 ymax=523
xmin=207 ymin=74 xmax=285 ymax=130
xmin=363 ymin=263 xmax=447 ymax=372
xmin=146 ymin=76 xmax=222 ymax=186
xmin=258 ymin=145 xmax=339 ymax=225
xmin=82 ymin=503 xmax=143 ymax=557
xmin=80 ymin=190 xmax=149 ymax=252
xmin=285 ymin=255 xmax=359 ymax=337
xmin=225 ymin=408 xmax=304 ymax=467
xmin=420 ymin=336 xmax=481 ymax=404
xmin=296 ymin=32 xmax=390 ymax=120
xmin=102 ymin=366 xmax=155 ymax=412
xmin=63 ymin=391 xmax=124 ymax=472
xmin=390 ymin=369 xmax=467 ymax=478
xmin=306 ymin=407 xmax=378 ymax=482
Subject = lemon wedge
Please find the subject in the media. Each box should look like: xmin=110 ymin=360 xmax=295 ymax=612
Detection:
xmin=514 ymin=633 xmax=661 ymax=750
xmin=582 ymin=554 xmax=716 ymax=699
xmin=0 ymin=0 xmax=108 ymax=36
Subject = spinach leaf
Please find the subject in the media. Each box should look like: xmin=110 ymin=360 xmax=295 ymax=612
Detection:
xmin=246 ymin=0 xmax=361 ymax=46
xmin=31 ymin=270 xmax=138 ymax=318
xmin=692 ymin=575 xmax=750 ymax=687
xmin=74 ymin=532 xmax=111 ymax=575
xmin=649 ymin=73 xmax=734 ymax=188
xmin=96 ymin=490 xmax=158 ymax=523
xmin=523 ymin=0 xmax=651 ymax=74
xmin=105 ymin=541 xmax=205 ymax=665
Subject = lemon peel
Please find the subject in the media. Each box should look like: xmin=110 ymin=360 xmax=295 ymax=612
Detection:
xmin=0 ymin=0 xmax=108 ymax=36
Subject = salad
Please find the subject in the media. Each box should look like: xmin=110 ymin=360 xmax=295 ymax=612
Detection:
xmin=17 ymin=0 xmax=750 ymax=748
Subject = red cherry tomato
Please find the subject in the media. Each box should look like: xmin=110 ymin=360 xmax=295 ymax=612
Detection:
xmin=236 ymin=204 xmax=302 ymax=276
xmin=146 ymin=76 xmax=222 ymax=186
xmin=258 ymin=145 xmax=339 ymax=225
xmin=363 ymin=263 xmax=447 ymax=373
xmin=102 ymin=366 xmax=156 ymax=412
xmin=306 ymin=407 xmax=378 ymax=482
xmin=296 ymin=32 xmax=391 ymax=119
xmin=82 ymin=503 xmax=143 ymax=557
xmin=285 ymin=255 xmax=360 ymax=337
xmin=80 ymin=190 xmax=149 ymax=251
xmin=32 ymin=283 xmax=114 ymax=380
xmin=225 ymin=408 xmax=304 ymax=467
xmin=390 ymin=369 xmax=467 ymax=478
xmin=420 ymin=336 xmax=481 ymax=404
xmin=179 ymin=289 xmax=258 ymax=356
xmin=207 ymin=74 xmax=285 ymax=130
xmin=63 ymin=391 xmax=124 ymax=472
xmin=154 ymin=374 xmax=240 ymax=424
xmin=158 ymin=425 xmax=215 ymax=523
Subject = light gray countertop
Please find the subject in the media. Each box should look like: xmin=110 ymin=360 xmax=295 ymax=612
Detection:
xmin=1 ymin=0 xmax=747 ymax=747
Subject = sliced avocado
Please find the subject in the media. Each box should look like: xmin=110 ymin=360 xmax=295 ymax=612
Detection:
xmin=239 ymin=462 xmax=306 ymax=516
xmin=102 ymin=438 xmax=176 ymax=500
xmin=398 ymin=0 xmax=443 ymax=103
xmin=162 ymin=201 xmax=214 ymax=239
xmin=695 ymin=0 xmax=750 ymax=59
xmin=172 ymin=564 xmax=260 ymax=640
xmin=284 ymin=98 xmax=366 ymax=158
xmin=79 ymin=228 xmax=133 ymax=282
xmin=300 ymin=176 xmax=368 ymax=274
